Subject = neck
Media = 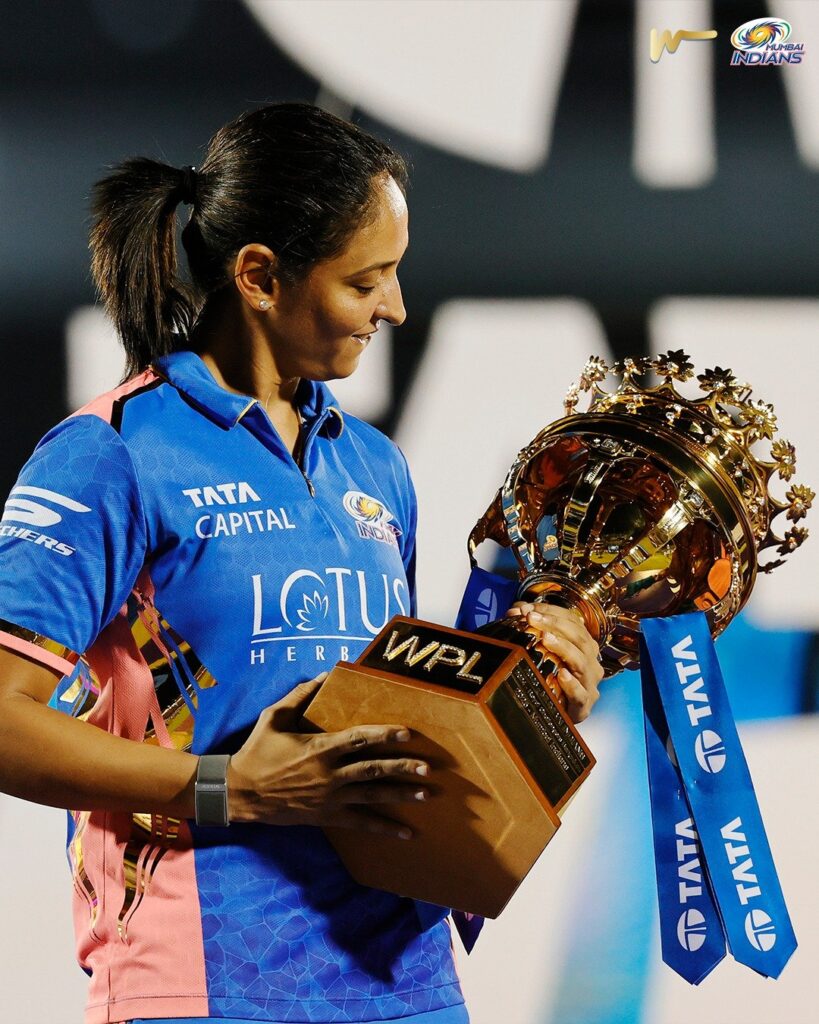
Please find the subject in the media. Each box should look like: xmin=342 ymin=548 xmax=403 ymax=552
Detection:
xmin=190 ymin=291 xmax=302 ymax=450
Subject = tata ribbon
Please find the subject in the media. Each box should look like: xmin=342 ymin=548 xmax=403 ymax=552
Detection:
xmin=641 ymin=613 xmax=797 ymax=981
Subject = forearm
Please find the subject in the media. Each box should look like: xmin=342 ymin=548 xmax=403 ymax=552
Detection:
xmin=0 ymin=694 xmax=198 ymax=819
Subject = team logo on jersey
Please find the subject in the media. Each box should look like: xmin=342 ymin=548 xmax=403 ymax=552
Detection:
xmin=342 ymin=491 xmax=401 ymax=548
xmin=0 ymin=485 xmax=91 ymax=556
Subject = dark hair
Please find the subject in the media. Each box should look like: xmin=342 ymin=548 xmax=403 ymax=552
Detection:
xmin=88 ymin=102 xmax=410 ymax=377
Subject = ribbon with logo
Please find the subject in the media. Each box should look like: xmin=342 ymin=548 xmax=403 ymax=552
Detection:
xmin=641 ymin=612 xmax=797 ymax=982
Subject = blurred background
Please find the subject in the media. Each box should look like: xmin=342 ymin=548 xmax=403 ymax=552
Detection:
xmin=1 ymin=1 xmax=817 ymax=1021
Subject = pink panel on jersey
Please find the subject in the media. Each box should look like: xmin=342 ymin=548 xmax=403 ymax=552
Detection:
xmin=73 ymin=368 xmax=159 ymax=424
xmin=0 ymin=629 xmax=76 ymax=676
xmin=70 ymin=582 xmax=209 ymax=1024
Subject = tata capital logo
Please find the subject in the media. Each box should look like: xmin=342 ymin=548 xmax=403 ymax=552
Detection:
xmin=649 ymin=27 xmax=717 ymax=63
xmin=342 ymin=490 xmax=401 ymax=548
xmin=730 ymin=18 xmax=805 ymax=65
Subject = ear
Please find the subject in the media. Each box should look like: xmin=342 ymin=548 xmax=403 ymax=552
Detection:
xmin=231 ymin=243 xmax=283 ymax=309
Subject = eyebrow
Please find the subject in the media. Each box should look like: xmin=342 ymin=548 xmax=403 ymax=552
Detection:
xmin=345 ymin=260 xmax=398 ymax=278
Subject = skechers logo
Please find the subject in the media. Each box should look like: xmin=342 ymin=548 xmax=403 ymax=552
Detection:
xmin=2 ymin=486 xmax=91 ymax=527
xmin=0 ymin=486 xmax=91 ymax=556
xmin=182 ymin=482 xmax=261 ymax=507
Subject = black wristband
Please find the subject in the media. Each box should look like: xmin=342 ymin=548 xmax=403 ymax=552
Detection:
xmin=195 ymin=754 xmax=231 ymax=827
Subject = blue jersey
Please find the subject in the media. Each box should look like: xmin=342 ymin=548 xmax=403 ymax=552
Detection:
xmin=0 ymin=351 xmax=463 ymax=1024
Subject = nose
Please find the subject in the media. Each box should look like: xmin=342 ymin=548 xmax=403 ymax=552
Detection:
xmin=376 ymin=277 xmax=406 ymax=328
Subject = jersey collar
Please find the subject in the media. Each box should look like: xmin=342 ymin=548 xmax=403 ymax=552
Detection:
xmin=152 ymin=350 xmax=342 ymax=437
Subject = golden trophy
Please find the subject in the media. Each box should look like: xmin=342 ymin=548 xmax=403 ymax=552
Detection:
xmin=305 ymin=351 xmax=812 ymax=917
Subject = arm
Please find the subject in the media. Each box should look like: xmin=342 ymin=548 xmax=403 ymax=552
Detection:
xmin=0 ymin=647 xmax=430 ymax=836
xmin=0 ymin=646 xmax=198 ymax=818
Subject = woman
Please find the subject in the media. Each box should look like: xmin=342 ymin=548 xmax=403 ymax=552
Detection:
xmin=0 ymin=103 xmax=602 ymax=1024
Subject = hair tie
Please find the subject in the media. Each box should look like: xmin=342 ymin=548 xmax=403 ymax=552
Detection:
xmin=178 ymin=165 xmax=198 ymax=206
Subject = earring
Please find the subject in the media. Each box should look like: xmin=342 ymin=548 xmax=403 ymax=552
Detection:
xmin=259 ymin=299 xmax=270 ymax=310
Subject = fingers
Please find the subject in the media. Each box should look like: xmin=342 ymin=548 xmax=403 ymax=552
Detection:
xmin=334 ymin=781 xmax=430 ymax=806
xmin=328 ymin=723 xmax=412 ymax=758
xmin=505 ymin=603 xmax=604 ymax=723
xmin=272 ymin=672 xmax=329 ymax=712
xmin=334 ymin=757 xmax=429 ymax=785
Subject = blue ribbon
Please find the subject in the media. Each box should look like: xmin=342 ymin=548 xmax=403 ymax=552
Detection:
xmin=444 ymin=566 xmax=520 ymax=950
xmin=641 ymin=614 xmax=797 ymax=980
xmin=455 ymin=565 xmax=519 ymax=632
xmin=641 ymin=644 xmax=726 ymax=982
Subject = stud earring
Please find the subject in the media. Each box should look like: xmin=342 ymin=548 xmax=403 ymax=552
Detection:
xmin=259 ymin=299 xmax=270 ymax=310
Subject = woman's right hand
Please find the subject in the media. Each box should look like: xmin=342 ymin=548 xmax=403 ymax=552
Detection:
xmin=227 ymin=673 xmax=429 ymax=839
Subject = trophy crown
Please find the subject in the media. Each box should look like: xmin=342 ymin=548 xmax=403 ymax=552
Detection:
xmin=565 ymin=351 xmax=812 ymax=574
xmin=470 ymin=350 xmax=812 ymax=675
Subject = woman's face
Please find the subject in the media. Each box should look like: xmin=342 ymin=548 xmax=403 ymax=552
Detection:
xmin=268 ymin=174 xmax=408 ymax=381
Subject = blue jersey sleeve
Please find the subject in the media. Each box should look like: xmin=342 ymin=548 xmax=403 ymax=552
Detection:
xmin=395 ymin=444 xmax=418 ymax=618
xmin=0 ymin=413 xmax=147 ymax=656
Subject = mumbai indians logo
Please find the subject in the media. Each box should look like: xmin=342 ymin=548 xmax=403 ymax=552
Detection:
xmin=677 ymin=908 xmax=707 ymax=952
xmin=342 ymin=490 xmax=401 ymax=548
xmin=731 ymin=19 xmax=791 ymax=50
xmin=744 ymin=908 xmax=777 ymax=952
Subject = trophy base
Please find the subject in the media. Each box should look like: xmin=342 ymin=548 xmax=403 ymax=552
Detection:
xmin=303 ymin=616 xmax=595 ymax=918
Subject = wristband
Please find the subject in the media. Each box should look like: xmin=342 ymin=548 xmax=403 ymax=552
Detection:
xmin=195 ymin=754 xmax=231 ymax=827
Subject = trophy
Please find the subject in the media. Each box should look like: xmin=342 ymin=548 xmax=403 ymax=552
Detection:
xmin=305 ymin=351 xmax=812 ymax=918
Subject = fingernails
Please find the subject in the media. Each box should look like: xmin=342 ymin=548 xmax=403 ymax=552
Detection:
xmin=414 ymin=789 xmax=427 ymax=801
xmin=543 ymin=632 xmax=557 ymax=643
xmin=315 ymin=672 xmax=329 ymax=682
xmin=396 ymin=729 xmax=411 ymax=742
xmin=529 ymin=611 xmax=545 ymax=623
xmin=416 ymin=764 xmax=429 ymax=776
xmin=399 ymin=827 xmax=413 ymax=840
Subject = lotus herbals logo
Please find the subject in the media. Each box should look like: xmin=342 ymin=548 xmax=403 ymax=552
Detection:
xmin=343 ymin=490 xmax=401 ymax=548
xmin=730 ymin=18 xmax=805 ymax=65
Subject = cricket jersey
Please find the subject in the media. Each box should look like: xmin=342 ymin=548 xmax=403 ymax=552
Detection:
xmin=0 ymin=350 xmax=464 ymax=1023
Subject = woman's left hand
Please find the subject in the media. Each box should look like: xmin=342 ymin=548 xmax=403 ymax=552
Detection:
xmin=504 ymin=602 xmax=604 ymax=723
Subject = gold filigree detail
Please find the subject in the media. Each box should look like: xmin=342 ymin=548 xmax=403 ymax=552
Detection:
xmin=655 ymin=349 xmax=694 ymax=382
xmin=697 ymin=366 xmax=742 ymax=401
xmin=579 ymin=356 xmax=608 ymax=390
xmin=739 ymin=399 xmax=777 ymax=441
xmin=771 ymin=439 xmax=796 ymax=480
xmin=778 ymin=526 xmax=808 ymax=554
xmin=786 ymin=484 xmax=815 ymax=523
xmin=565 ymin=349 xmax=812 ymax=575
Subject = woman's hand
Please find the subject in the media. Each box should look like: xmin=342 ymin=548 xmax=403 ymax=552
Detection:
xmin=504 ymin=602 xmax=604 ymax=723
xmin=227 ymin=673 xmax=429 ymax=838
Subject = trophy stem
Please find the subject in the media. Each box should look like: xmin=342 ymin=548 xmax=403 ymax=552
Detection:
xmin=475 ymin=573 xmax=609 ymax=710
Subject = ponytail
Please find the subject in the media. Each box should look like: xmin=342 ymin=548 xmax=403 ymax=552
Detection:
xmin=88 ymin=158 xmax=200 ymax=378
xmin=88 ymin=103 xmax=409 ymax=379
